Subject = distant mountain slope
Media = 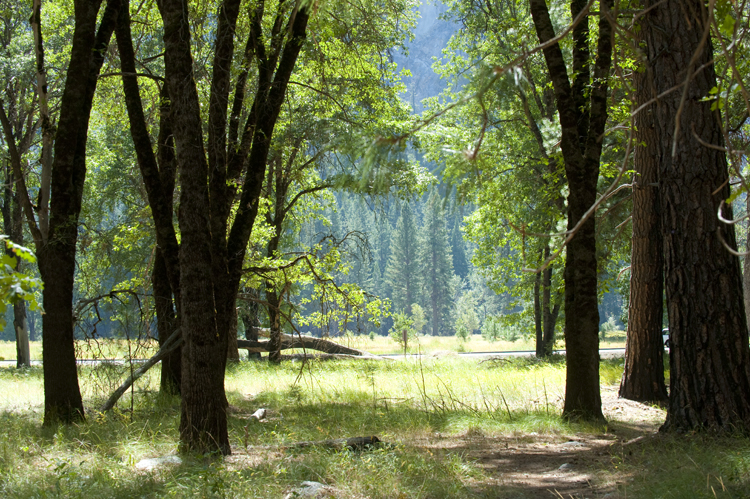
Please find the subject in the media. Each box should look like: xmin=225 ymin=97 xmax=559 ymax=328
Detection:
xmin=393 ymin=2 xmax=457 ymax=113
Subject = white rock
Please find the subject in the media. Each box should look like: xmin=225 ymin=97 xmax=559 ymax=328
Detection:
xmin=284 ymin=481 xmax=331 ymax=498
xmin=135 ymin=455 xmax=182 ymax=471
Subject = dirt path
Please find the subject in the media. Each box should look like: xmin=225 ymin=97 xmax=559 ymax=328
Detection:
xmin=414 ymin=386 xmax=666 ymax=498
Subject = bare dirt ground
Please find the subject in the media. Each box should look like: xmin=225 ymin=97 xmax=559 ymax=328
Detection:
xmin=413 ymin=385 xmax=666 ymax=498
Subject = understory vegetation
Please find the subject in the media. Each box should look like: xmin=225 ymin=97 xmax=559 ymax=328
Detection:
xmin=1 ymin=358 xmax=747 ymax=498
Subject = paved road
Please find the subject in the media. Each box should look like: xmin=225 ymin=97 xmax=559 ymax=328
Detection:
xmin=0 ymin=348 xmax=628 ymax=367
xmin=382 ymin=347 xmax=627 ymax=360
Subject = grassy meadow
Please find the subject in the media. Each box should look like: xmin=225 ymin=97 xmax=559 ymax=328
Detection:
xmin=0 ymin=330 xmax=628 ymax=361
xmin=0 ymin=353 xmax=748 ymax=498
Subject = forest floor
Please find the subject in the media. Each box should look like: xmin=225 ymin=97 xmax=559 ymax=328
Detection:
xmin=413 ymin=386 xmax=667 ymax=498
xmin=223 ymin=384 xmax=668 ymax=498
xmin=1 ymin=356 xmax=748 ymax=498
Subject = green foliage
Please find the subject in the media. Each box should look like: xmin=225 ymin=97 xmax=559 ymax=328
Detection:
xmin=481 ymin=316 xmax=502 ymax=342
xmin=410 ymin=303 xmax=427 ymax=336
xmin=0 ymin=237 xmax=42 ymax=329
xmin=455 ymin=324 xmax=471 ymax=342
xmin=418 ymin=190 xmax=456 ymax=335
xmin=454 ymin=289 xmax=479 ymax=338
xmin=388 ymin=311 xmax=416 ymax=350
xmin=384 ymin=203 xmax=421 ymax=314
xmin=599 ymin=315 xmax=620 ymax=341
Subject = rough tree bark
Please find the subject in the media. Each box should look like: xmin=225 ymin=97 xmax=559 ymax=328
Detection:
xmin=116 ymin=2 xmax=182 ymax=395
xmin=643 ymin=0 xmax=750 ymax=431
xmin=37 ymin=0 xmax=121 ymax=425
xmin=240 ymin=288 xmax=262 ymax=360
xmin=529 ymin=0 xmax=613 ymax=421
xmin=149 ymin=0 xmax=310 ymax=453
xmin=153 ymin=248 xmax=180 ymax=394
xmin=619 ymin=45 xmax=667 ymax=404
xmin=157 ymin=0 xmax=229 ymax=454
xmin=745 ymin=193 xmax=750 ymax=323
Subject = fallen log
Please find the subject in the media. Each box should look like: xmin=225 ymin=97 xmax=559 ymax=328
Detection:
xmin=276 ymin=353 xmax=389 ymax=362
xmin=247 ymin=436 xmax=384 ymax=452
xmin=237 ymin=332 xmax=376 ymax=357
xmin=285 ymin=436 xmax=383 ymax=451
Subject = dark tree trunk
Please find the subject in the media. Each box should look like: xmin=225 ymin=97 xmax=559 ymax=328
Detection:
xmin=540 ymin=247 xmax=559 ymax=357
xmin=530 ymin=0 xmax=613 ymax=421
xmin=153 ymin=248 xmax=180 ymax=394
xmin=11 ymin=202 xmax=30 ymax=368
xmin=745 ymin=192 xmax=750 ymax=323
xmin=642 ymin=0 xmax=750 ymax=432
xmin=157 ymin=0 xmax=230 ymax=454
xmin=127 ymin=0 xmax=308 ymax=453
xmin=619 ymin=51 xmax=667 ymax=404
xmin=266 ymin=289 xmax=283 ymax=363
xmin=116 ymin=1 xmax=183 ymax=396
xmin=40 ymin=0 xmax=120 ymax=425
xmin=534 ymin=268 xmax=543 ymax=356
xmin=240 ymin=289 xmax=262 ymax=360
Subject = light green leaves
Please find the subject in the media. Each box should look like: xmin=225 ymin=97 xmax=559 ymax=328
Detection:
xmin=0 ymin=236 xmax=43 ymax=328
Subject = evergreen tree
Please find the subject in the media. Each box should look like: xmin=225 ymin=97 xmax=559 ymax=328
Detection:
xmin=419 ymin=191 xmax=455 ymax=335
xmin=449 ymin=205 xmax=469 ymax=280
xmin=384 ymin=202 xmax=421 ymax=315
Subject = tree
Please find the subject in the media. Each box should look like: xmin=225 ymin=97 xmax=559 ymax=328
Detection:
xmin=419 ymin=190 xmax=455 ymax=336
xmin=2 ymin=175 xmax=31 ymax=367
xmin=619 ymin=19 xmax=667 ymax=404
xmin=641 ymin=0 xmax=750 ymax=431
xmin=117 ymin=0 xmax=417 ymax=453
xmin=421 ymin=0 xmax=568 ymax=356
xmin=384 ymin=202 xmax=421 ymax=315
xmin=2 ymin=0 xmax=123 ymax=424
xmin=0 ymin=1 xmax=37 ymax=367
xmin=529 ymin=0 xmax=614 ymax=421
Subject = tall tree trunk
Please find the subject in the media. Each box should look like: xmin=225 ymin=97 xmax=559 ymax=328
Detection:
xmin=267 ymin=289 xmax=283 ymax=363
xmin=241 ymin=288 xmax=262 ymax=360
xmin=40 ymin=0 xmax=120 ymax=425
xmin=157 ymin=0 xmax=230 ymax=454
xmin=13 ymin=301 xmax=30 ymax=368
xmin=744 ymin=193 xmax=750 ymax=323
xmin=619 ymin=49 xmax=667 ymax=404
xmin=530 ymin=0 xmax=613 ymax=422
xmin=541 ymin=252 xmax=559 ymax=357
xmin=11 ymin=197 xmax=30 ymax=368
xmin=534 ymin=268 xmax=543 ymax=356
xmin=116 ymin=0 xmax=184 ymax=396
xmin=153 ymin=248 xmax=180 ymax=394
xmin=643 ymin=0 xmax=750 ymax=432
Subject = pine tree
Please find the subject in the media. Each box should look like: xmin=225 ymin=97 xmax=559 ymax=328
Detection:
xmin=384 ymin=202 xmax=421 ymax=315
xmin=448 ymin=195 xmax=469 ymax=279
xmin=419 ymin=191 xmax=455 ymax=335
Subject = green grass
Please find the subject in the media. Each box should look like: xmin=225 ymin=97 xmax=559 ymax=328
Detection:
xmin=0 ymin=357 xmax=747 ymax=498
xmin=0 ymin=331 xmax=629 ymax=362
